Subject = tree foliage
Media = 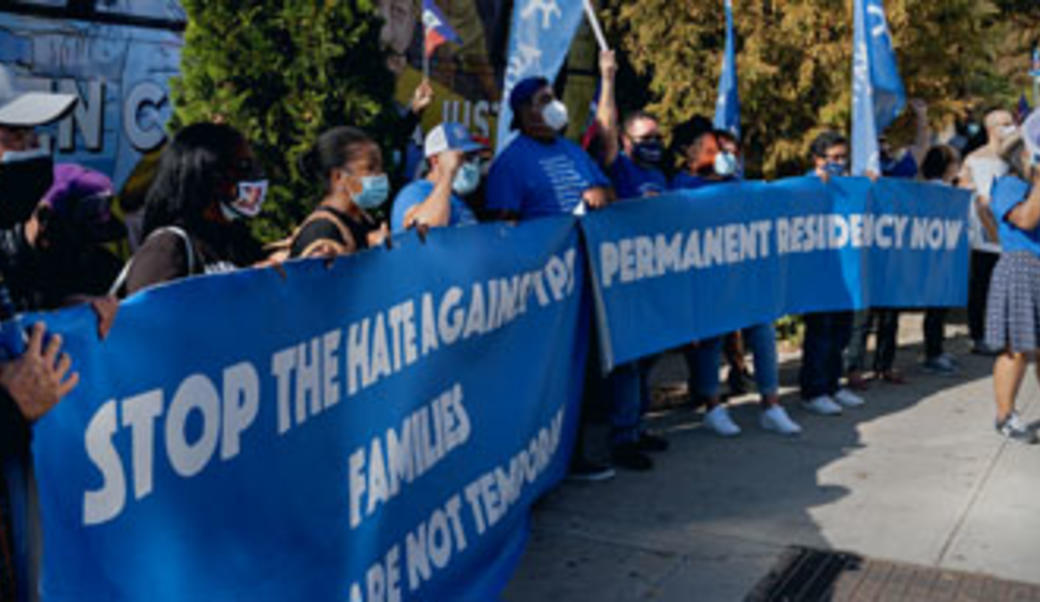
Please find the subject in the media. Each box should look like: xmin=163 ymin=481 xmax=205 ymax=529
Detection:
xmin=600 ymin=0 xmax=1031 ymax=178
xmin=171 ymin=0 xmax=397 ymax=241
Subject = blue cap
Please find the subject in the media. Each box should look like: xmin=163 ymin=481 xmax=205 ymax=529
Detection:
xmin=508 ymin=76 xmax=550 ymax=130
xmin=424 ymin=122 xmax=486 ymax=158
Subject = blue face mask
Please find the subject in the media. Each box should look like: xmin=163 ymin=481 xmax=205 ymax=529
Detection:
xmin=824 ymin=161 xmax=847 ymax=177
xmin=452 ymin=161 xmax=481 ymax=196
xmin=351 ymin=173 xmax=390 ymax=209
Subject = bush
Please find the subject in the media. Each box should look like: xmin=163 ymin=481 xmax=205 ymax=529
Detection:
xmin=171 ymin=0 xmax=399 ymax=242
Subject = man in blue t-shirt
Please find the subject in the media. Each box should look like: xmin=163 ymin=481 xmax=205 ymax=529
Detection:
xmin=592 ymin=51 xmax=667 ymax=200
xmin=486 ymin=76 xmax=613 ymax=219
xmin=390 ymin=121 xmax=484 ymax=233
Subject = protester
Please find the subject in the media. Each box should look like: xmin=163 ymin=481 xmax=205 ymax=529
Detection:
xmin=845 ymin=100 xmax=932 ymax=387
xmin=115 ymin=123 xmax=268 ymax=295
xmin=800 ymin=131 xmax=865 ymax=415
xmin=961 ymin=109 xmax=1018 ymax=355
xmin=486 ymin=76 xmax=613 ymax=218
xmin=593 ymin=50 xmax=669 ymax=469
xmin=920 ymin=144 xmax=963 ymax=374
xmin=714 ymin=129 xmax=754 ymax=395
xmin=488 ymin=74 xmax=615 ymax=479
xmin=22 ymin=164 xmax=125 ymax=308
xmin=0 ymin=64 xmax=83 ymax=601
xmin=390 ymin=122 xmax=483 ymax=233
xmin=286 ymin=127 xmax=391 ymax=259
xmin=671 ymin=130 xmax=802 ymax=436
xmin=983 ymin=126 xmax=1040 ymax=443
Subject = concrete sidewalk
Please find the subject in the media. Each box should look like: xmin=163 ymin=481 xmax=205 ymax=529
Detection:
xmin=503 ymin=321 xmax=1040 ymax=601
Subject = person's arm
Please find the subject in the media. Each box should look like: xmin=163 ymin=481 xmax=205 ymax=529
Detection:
xmin=124 ymin=231 xmax=191 ymax=295
xmin=404 ymin=151 xmax=464 ymax=229
xmin=909 ymin=98 xmax=930 ymax=167
xmin=958 ymin=159 xmax=975 ymax=192
xmin=484 ymin=152 xmax=523 ymax=221
xmin=0 ymin=322 xmax=79 ymax=459
xmin=595 ymin=50 xmax=620 ymax=168
xmin=1006 ymin=176 xmax=1040 ymax=231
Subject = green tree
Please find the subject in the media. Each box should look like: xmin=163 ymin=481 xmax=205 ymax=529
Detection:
xmin=599 ymin=0 xmax=1017 ymax=178
xmin=171 ymin=0 xmax=398 ymax=242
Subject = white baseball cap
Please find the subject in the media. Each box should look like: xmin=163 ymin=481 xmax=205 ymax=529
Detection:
xmin=0 ymin=64 xmax=77 ymax=127
xmin=424 ymin=122 xmax=486 ymax=158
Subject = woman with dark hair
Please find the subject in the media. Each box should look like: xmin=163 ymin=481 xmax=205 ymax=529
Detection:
xmin=115 ymin=122 xmax=268 ymax=295
xmin=287 ymin=126 xmax=390 ymax=259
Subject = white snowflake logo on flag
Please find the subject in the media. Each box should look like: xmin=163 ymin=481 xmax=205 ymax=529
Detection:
xmin=505 ymin=42 xmax=543 ymax=87
xmin=866 ymin=4 xmax=891 ymax=40
xmin=520 ymin=0 xmax=562 ymax=29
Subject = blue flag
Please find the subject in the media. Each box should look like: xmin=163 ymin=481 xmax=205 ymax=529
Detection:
xmin=713 ymin=0 xmax=740 ymax=137
xmin=495 ymin=0 xmax=586 ymax=153
xmin=851 ymin=0 xmax=906 ymax=176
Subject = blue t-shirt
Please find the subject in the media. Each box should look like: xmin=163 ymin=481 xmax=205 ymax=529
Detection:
xmin=991 ymin=175 xmax=1040 ymax=257
xmin=390 ymin=179 xmax=477 ymax=233
xmin=881 ymin=152 xmax=918 ymax=179
xmin=486 ymin=135 xmax=610 ymax=219
xmin=607 ymin=152 xmax=667 ymax=200
xmin=670 ymin=171 xmax=735 ymax=191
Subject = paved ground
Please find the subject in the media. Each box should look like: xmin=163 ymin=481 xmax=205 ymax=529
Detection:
xmin=503 ymin=315 xmax=1040 ymax=601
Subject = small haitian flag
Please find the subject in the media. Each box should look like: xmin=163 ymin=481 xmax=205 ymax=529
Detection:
xmin=422 ymin=0 xmax=462 ymax=57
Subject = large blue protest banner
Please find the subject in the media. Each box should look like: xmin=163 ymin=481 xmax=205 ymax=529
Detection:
xmin=581 ymin=177 xmax=971 ymax=371
xmin=29 ymin=216 xmax=588 ymax=601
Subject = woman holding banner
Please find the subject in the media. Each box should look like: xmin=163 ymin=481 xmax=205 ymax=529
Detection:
xmin=286 ymin=127 xmax=391 ymax=259
xmin=984 ymin=115 xmax=1040 ymax=445
xmin=114 ymin=123 xmax=268 ymax=296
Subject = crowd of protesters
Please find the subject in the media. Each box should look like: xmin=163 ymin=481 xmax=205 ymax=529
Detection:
xmin=2 ymin=46 xmax=1040 ymax=596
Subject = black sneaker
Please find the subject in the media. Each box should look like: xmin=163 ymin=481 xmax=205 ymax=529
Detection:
xmin=996 ymin=412 xmax=1038 ymax=445
xmin=568 ymin=456 xmax=616 ymax=482
xmin=610 ymin=444 xmax=654 ymax=471
xmin=636 ymin=432 xmax=670 ymax=453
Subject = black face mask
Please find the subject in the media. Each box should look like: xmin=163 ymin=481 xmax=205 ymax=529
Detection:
xmin=632 ymin=140 xmax=664 ymax=166
xmin=0 ymin=154 xmax=53 ymax=228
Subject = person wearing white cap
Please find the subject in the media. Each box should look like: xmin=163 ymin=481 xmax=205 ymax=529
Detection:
xmin=0 ymin=62 xmax=81 ymax=601
xmin=390 ymin=122 xmax=485 ymax=233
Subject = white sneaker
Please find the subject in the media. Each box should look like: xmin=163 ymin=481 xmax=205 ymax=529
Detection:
xmin=760 ymin=405 xmax=802 ymax=436
xmin=834 ymin=388 xmax=865 ymax=408
xmin=704 ymin=405 xmax=741 ymax=437
xmin=802 ymin=395 xmax=843 ymax=415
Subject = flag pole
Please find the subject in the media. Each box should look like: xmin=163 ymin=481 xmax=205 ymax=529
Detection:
xmin=423 ymin=29 xmax=431 ymax=80
xmin=582 ymin=0 xmax=609 ymax=52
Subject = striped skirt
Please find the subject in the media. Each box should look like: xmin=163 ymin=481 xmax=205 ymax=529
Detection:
xmin=985 ymin=252 xmax=1040 ymax=353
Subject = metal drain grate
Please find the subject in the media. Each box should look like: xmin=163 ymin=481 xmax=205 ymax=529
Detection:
xmin=746 ymin=546 xmax=1040 ymax=602
xmin=746 ymin=546 xmax=863 ymax=602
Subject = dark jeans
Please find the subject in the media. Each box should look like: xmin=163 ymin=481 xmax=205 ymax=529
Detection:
xmin=800 ymin=311 xmax=854 ymax=399
xmin=846 ymin=309 xmax=900 ymax=374
xmin=924 ymin=308 xmax=947 ymax=359
xmin=968 ymin=250 xmax=999 ymax=342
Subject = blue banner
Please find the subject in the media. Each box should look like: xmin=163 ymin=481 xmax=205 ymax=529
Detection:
xmin=581 ymin=177 xmax=971 ymax=371
xmin=495 ymin=0 xmax=586 ymax=153
xmin=29 ymin=217 xmax=588 ymax=601
xmin=851 ymin=0 xmax=906 ymax=176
